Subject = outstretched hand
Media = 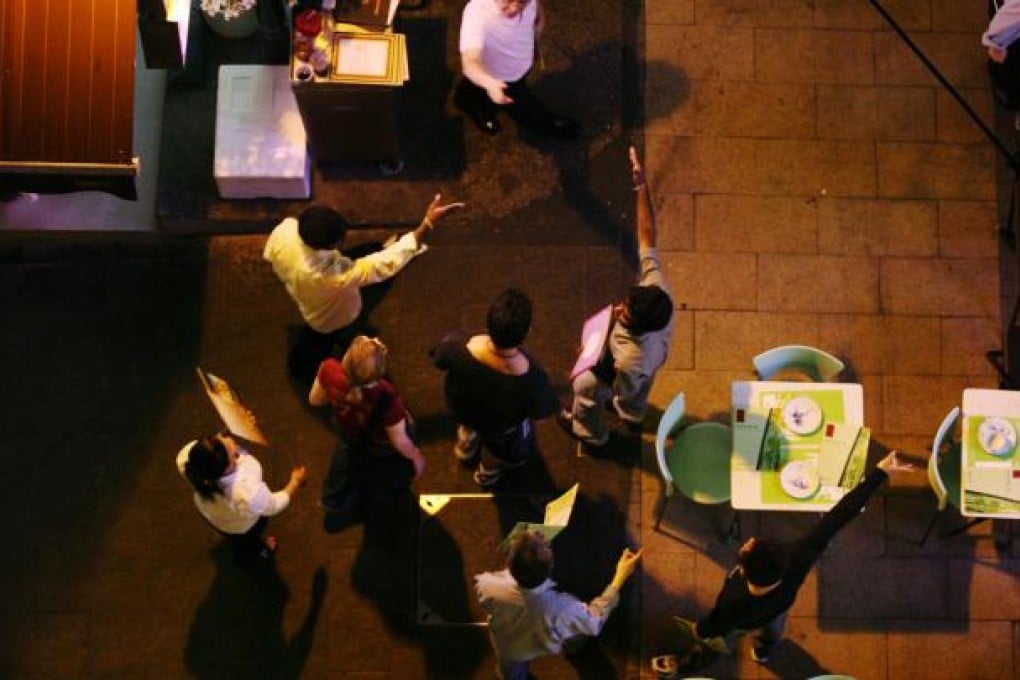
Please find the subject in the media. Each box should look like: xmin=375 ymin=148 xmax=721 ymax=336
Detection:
xmin=612 ymin=547 xmax=644 ymax=587
xmin=629 ymin=146 xmax=646 ymax=188
xmin=424 ymin=193 xmax=466 ymax=225
xmin=290 ymin=465 xmax=308 ymax=486
xmin=877 ymin=450 xmax=912 ymax=474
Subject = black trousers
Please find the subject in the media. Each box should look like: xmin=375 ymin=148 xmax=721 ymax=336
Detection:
xmin=219 ymin=516 xmax=270 ymax=567
xmin=454 ymin=71 xmax=560 ymax=134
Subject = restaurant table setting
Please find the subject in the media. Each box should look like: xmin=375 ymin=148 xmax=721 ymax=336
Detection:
xmin=961 ymin=388 xmax=1020 ymax=518
xmin=731 ymin=381 xmax=869 ymax=512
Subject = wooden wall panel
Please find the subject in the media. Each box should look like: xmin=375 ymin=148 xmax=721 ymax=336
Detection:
xmin=0 ymin=0 xmax=135 ymax=169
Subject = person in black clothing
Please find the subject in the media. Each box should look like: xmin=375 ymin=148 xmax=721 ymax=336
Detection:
xmin=655 ymin=451 xmax=911 ymax=675
xmin=431 ymin=288 xmax=558 ymax=487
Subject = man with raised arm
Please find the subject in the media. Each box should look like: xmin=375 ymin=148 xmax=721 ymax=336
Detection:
xmin=264 ymin=194 xmax=464 ymax=379
xmin=475 ymin=532 xmax=643 ymax=679
xmin=559 ymin=147 xmax=674 ymax=450
xmin=653 ymin=452 xmax=912 ymax=677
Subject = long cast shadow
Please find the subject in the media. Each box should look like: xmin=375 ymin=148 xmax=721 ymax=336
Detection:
xmin=185 ymin=544 xmax=327 ymax=678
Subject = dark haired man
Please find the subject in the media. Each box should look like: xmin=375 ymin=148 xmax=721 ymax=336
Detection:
xmin=264 ymin=194 xmax=464 ymax=378
xmin=668 ymin=452 xmax=910 ymax=670
xmin=475 ymin=532 xmax=643 ymax=679
xmin=431 ymin=288 xmax=558 ymax=487
xmin=560 ymin=147 xmax=673 ymax=449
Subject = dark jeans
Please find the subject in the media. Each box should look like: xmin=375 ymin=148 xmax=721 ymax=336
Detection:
xmin=322 ymin=432 xmax=415 ymax=509
xmin=454 ymin=72 xmax=562 ymax=134
xmin=479 ymin=420 xmax=536 ymax=472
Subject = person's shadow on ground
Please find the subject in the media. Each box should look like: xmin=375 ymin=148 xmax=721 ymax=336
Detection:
xmin=351 ymin=487 xmax=491 ymax=676
xmin=185 ymin=543 xmax=327 ymax=678
xmin=522 ymin=45 xmax=689 ymax=246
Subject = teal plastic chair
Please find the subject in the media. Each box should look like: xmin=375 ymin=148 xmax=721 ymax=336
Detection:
xmin=918 ymin=407 xmax=965 ymax=545
xmin=753 ymin=345 xmax=845 ymax=382
xmin=654 ymin=393 xmax=732 ymax=533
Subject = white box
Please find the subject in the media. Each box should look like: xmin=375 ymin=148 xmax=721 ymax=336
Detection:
xmin=214 ymin=65 xmax=310 ymax=199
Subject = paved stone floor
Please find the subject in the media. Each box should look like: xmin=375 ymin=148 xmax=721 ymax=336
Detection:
xmin=2 ymin=0 xmax=1020 ymax=679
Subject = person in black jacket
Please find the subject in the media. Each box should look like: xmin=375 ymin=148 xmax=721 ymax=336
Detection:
xmin=431 ymin=288 xmax=558 ymax=487
xmin=657 ymin=451 xmax=910 ymax=674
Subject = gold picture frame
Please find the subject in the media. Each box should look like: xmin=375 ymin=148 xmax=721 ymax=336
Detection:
xmin=329 ymin=32 xmax=399 ymax=84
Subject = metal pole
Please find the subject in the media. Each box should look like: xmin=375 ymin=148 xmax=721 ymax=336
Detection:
xmin=869 ymin=0 xmax=1020 ymax=172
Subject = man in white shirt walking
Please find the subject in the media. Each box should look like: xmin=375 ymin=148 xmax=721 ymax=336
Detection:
xmin=455 ymin=0 xmax=578 ymax=139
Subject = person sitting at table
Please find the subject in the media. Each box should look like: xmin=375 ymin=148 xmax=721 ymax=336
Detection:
xmin=558 ymin=147 xmax=673 ymax=451
xmin=653 ymin=451 xmax=911 ymax=676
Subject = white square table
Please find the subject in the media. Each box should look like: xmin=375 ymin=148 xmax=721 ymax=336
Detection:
xmin=731 ymin=381 xmax=866 ymax=512
xmin=215 ymin=65 xmax=311 ymax=199
xmin=960 ymin=388 xmax=1020 ymax=519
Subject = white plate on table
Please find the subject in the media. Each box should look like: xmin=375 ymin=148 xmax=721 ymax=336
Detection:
xmin=782 ymin=397 xmax=822 ymax=435
xmin=979 ymin=417 xmax=1017 ymax=456
xmin=780 ymin=461 xmax=820 ymax=499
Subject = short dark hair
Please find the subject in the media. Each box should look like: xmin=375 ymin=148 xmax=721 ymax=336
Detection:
xmin=183 ymin=436 xmax=230 ymax=502
xmin=738 ymin=537 xmax=787 ymax=587
xmin=487 ymin=288 xmax=532 ymax=350
xmin=624 ymin=285 xmax=673 ymax=335
xmin=297 ymin=206 xmax=348 ymax=250
xmin=507 ymin=532 xmax=553 ymax=589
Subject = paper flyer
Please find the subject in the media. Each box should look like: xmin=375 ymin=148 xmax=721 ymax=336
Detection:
xmin=570 ymin=306 xmax=612 ymax=379
xmin=501 ymin=484 xmax=579 ymax=550
xmin=196 ymin=367 xmax=268 ymax=446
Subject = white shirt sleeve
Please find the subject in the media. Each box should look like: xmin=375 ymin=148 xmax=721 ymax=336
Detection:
xmin=460 ymin=0 xmax=486 ymax=53
xmin=984 ymin=0 xmax=1020 ymax=49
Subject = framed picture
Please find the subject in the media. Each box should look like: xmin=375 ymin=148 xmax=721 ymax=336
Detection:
xmin=330 ymin=32 xmax=399 ymax=84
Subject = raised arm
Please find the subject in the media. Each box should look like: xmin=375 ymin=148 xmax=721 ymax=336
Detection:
xmin=411 ymin=193 xmax=466 ymax=248
xmin=630 ymin=146 xmax=656 ymax=249
xmin=803 ymin=451 xmax=910 ymax=553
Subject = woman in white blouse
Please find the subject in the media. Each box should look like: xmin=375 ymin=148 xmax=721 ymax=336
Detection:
xmin=177 ymin=432 xmax=306 ymax=565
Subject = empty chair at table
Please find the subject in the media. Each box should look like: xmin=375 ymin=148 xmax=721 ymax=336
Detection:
xmin=753 ymin=345 xmax=844 ymax=383
xmin=653 ymin=392 xmax=733 ymax=537
xmin=919 ymin=406 xmax=967 ymax=546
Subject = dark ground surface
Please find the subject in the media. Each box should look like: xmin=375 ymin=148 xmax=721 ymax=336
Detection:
xmin=0 ymin=0 xmax=657 ymax=677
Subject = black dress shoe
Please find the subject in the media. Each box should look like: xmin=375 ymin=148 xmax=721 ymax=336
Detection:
xmin=547 ymin=115 xmax=579 ymax=140
xmin=466 ymin=111 xmax=501 ymax=136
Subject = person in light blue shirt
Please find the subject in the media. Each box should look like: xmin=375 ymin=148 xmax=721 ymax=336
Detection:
xmin=475 ymin=532 xmax=642 ymax=679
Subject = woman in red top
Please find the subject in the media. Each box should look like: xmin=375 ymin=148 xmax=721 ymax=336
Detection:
xmin=309 ymin=335 xmax=424 ymax=512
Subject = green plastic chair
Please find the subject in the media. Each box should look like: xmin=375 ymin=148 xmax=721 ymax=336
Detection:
xmin=753 ymin=344 xmax=845 ymax=382
xmin=654 ymin=393 xmax=732 ymax=533
xmin=918 ymin=406 xmax=964 ymax=546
